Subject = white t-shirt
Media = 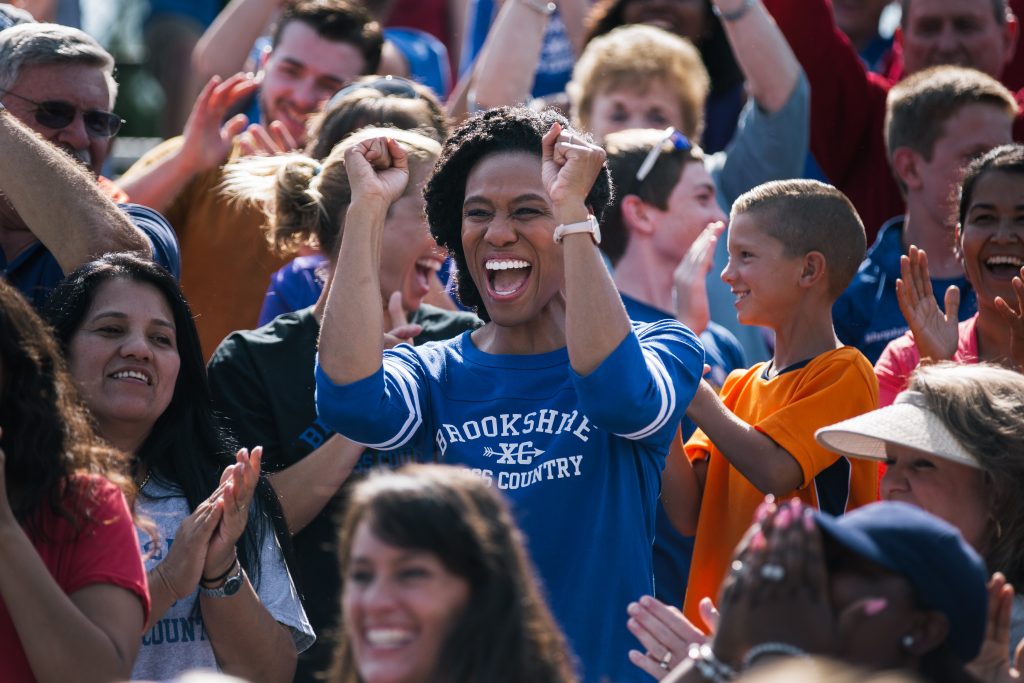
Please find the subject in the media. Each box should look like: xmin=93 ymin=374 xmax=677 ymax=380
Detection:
xmin=131 ymin=478 xmax=314 ymax=680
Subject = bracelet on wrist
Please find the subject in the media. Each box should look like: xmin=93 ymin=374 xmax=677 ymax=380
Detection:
xmin=712 ymin=0 xmax=757 ymax=22
xmin=200 ymin=556 xmax=238 ymax=587
xmin=741 ymin=642 xmax=808 ymax=670
xmin=517 ymin=0 xmax=556 ymax=15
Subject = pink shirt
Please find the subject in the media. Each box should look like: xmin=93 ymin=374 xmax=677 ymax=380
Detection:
xmin=874 ymin=314 xmax=980 ymax=407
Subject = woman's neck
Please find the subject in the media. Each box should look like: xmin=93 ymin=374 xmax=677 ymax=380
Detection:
xmin=96 ymin=419 xmax=149 ymax=458
xmin=470 ymin=300 xmax=567 ymax=356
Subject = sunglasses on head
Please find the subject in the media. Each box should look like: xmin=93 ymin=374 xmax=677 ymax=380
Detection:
xmin=635 ymin=127 xmax=693 ymax=183
xmin=0 ymin=88 xmax=124 ymax=138
xmin=326 ymin=75 xmax=420 ymax=110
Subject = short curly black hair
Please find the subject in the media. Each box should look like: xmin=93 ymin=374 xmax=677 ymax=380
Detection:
xmin=424 ymin=106 xmax=613 ymax=321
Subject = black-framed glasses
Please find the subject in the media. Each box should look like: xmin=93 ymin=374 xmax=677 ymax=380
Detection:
xmin=0 ymin=88 xmax=124 ymax=138
xmin=635 ymin=127 xmax=693 ymax=183
xmin=326 ymin=75 xmax=420 ymax=110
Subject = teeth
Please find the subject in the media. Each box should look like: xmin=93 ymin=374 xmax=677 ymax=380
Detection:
xmin=485 ymin=259 xmax=530 ymax=271
xmin=986 ymin=255 xmax=1024 ymax=267
xmin=416 ymin=258 xmax=442 ymax=272
xmin=112 ymin=370 xmax=149 ymax=384
xmin=366 ymin=628 xmax=413 ymax=647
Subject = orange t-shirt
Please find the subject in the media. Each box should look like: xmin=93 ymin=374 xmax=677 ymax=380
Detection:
xmin=121 ymin=137 xmax=287 ymax=359
xmin=682 ymin=347 xmax=879 ymax=626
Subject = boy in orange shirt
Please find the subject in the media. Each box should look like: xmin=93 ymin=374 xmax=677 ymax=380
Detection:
xmin=674 ymin=179 xmax=879 ymax=626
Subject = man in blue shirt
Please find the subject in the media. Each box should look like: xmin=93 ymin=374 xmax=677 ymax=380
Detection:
xmin=834 ymin=65 xmax=1016 ymax=362
xmin=0 ymin=24 xmax=179 ymax=309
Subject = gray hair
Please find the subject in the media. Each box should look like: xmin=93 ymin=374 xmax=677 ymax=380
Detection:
xmin=0 ymin=23 xmax=117 ymax=104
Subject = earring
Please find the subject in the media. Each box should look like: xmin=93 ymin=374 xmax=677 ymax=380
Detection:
xmin=901 ymin=634 xmax=915 ymax=649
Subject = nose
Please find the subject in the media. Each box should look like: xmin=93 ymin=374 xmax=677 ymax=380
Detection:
xmin=933 ymin=23 xmax=962 ymax=57
xmin=992 ymin=216 xmax=1022 ymax=243
xmin=119 ymin=331 xmax=153 ymax=361
xmin=359 ymin=577 xmax=399 ymax=613
xmin=291 ymin=77 xmax=320 ymax=112
xmin=879 ymin=461 xmax=906 ymax=499
xmin=720 ymin=258 xmax=736 ymax=284
xmin=484 ymin=216 xmax=518 ymax=247
xmin=53 ymin=113 xmax=90 ymax=153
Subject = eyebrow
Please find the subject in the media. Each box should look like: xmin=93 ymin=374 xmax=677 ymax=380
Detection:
xmin=89 ymin=311 xmax=176 ymax=330
xmin=969 ymin=202 xmax=1024 ymax=211
xmin=278 ymin=57 xmax=308 ymax=70
xmin=464 ymin=192 xmax=548 ymax=205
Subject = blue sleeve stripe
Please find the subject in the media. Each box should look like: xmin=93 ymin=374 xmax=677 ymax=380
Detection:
xmin=616 ymin=348 xmax=676 ymax=440
xmin=358 ymin=359 xmax=423 ymax=450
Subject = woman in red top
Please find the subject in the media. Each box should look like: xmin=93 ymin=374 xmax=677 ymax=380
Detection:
xmin=0 ymin=279 xmax=149 ymax=683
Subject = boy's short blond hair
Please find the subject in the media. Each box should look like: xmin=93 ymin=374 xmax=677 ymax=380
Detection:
xmin=567 ymin=24 xmax=709 ymax=141
xmin=732 ymin=180 xmax=866 ymax=299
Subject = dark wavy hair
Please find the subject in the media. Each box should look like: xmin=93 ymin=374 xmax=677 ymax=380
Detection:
xmin=272 ymin=0 xmax=383 ymax=74
xmin=958 ymin=144 xmax=1024 ymax=227
xmin=43 ymin=253 xmax=290 ymax=586
xmin=331 ymin=464 xmax=577 ymax=683
xmin=423 ymin=106 xmax=613 ymax=321
xmin=582 ymin=0 xmax=743 ymax=98
xmin=0 ymin=280 xmax=131 ymax=539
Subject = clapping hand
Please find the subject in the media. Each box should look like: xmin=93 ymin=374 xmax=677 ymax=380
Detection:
xmin=895 ymin=245 xmax=959 ymax=362
xmin=203 ymin=446 xmax=262 ymax=580
xmin=967 ymin=572 xmax=1024 ymax=683
xmin=993 ymin=266 xmax=1024 ymax=372
xmin=673 ymin=220 xmax=726 ymax=335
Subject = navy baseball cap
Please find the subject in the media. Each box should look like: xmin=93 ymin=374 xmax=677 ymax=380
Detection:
xmin=814 ymin=501 xmax=988 ymax=662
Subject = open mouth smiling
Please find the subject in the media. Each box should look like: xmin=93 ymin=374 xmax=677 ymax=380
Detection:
xmin=484 ymin=258 xmax=532 ymax=299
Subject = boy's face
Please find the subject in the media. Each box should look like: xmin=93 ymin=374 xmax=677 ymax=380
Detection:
xmin=721 ymin=212 xmax=805 ymax=327
xmin=585 ymin=80 xmax=684 ymax=142
xmin=907 ymin=102 xmax=1012 ymax=230
xmin=646 ymin=161 xmax=726 ymax=263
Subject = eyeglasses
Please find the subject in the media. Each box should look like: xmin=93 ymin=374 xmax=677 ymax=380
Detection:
xmin=0 ymin=88 xmax=124 ymax=138
xmin=635 ymin=127 xmax=693 ymax=183
xmin=326 ymin=75 xmax=420 ymax=110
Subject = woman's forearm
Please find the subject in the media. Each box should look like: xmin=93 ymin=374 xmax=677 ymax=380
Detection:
xmin=201 ymin=577 xmax=297 ymax=683
xmin=268 ymin=434 xmax=364 ymax=534
xmin=0 ymin=524 xmax=143 ymax=683
xmin=319 ymin=198 xmax=390 ymax=384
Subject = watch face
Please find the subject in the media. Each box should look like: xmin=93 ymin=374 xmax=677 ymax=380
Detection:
xmin=222 ymin=574 xmax=243 ymax=597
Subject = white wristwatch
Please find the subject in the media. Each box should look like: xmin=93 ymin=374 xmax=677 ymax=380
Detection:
xmin=553 ymin=215 xmax=601 ymax=245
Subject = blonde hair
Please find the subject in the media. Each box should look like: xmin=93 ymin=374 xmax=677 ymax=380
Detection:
xmin=220 ymin=127 xmax=441 ymax=257
xmin=567 ymin=24 xmax=709 ymax=141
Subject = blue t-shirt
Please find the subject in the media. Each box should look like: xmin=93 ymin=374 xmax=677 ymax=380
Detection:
xmin=2 ymin=203 xmax=181 ymax=310
xmin=833 ymin=216 xmax=976 ymax=364
xmin=315 ymin=321 xmax=704 ymax=683
xmin=620 ymin=294 xmax=745 ymax=608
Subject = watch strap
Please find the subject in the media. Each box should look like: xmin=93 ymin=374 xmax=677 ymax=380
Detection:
xmin=199 ymin=561 xmax=243 ymax=598
xmin=553 ymin=215 xmax=600 ymax=244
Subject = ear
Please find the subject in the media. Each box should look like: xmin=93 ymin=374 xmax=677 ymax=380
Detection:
xmin=620 ymin=195 xmax=657 ymax=238
xmin=798 ymin=251 xmax=827 ymax=289
xmin=891 ymin=147 xmax=924 ymax=192
xmin=905 ymin=611 xmax=950 ymax=657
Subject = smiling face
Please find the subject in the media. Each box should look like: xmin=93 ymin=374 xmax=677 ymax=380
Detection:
xmin=720 ymin=211 xmax=804 ymax=327
xmin=343 ymin=521 xmax=471 ymax=683
xmin=880 ymin=443 xmax=990 ymax=551
xmin=2 ymin=62 xmax=113 ymax=175
xmin=461 ymin=151 xmax=566 ymax=330
xmin=378 ymin=169 xmax=444 ymax=313
xmin=67 ymin=278 xmax=179 ymax=447
xmin=646 ymin=160 xmax=725 ymax=263
xmin=260 ymin=20 xmax=368 ymax=144
xmin=958 ymin=169 xmax=1024 ymax=311
xmin=900 ymin=0 xmax=1016 ymax=78
xmin=586 ymin=82 xmax=684 ymax=142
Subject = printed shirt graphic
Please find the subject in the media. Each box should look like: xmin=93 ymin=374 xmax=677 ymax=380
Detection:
xmin=316 ymin=321 xmax=704 ymax=683
xmin=132 ymin=479 xmax=314 ymax=680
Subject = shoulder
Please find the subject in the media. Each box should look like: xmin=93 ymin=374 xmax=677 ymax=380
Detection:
xmin=809 ymin=347 xmax=877 ymax=383
xmin=411 ymin=303 xmax=483 ymax=344
xmin=213 ymin=309 xmax=315 ymax=359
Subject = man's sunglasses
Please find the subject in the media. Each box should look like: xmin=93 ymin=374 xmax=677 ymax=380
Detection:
xmin=326 ymin=75 xmax=420 ymax=110
xmin=635 ymin=127 xmax=693 ymax=183
xmin=0 ymin=88 xmax=124 ymax=138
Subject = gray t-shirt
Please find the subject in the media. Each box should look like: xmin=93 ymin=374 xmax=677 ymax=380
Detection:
xmin=131 ymin=479 xmax=314 ymax=680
